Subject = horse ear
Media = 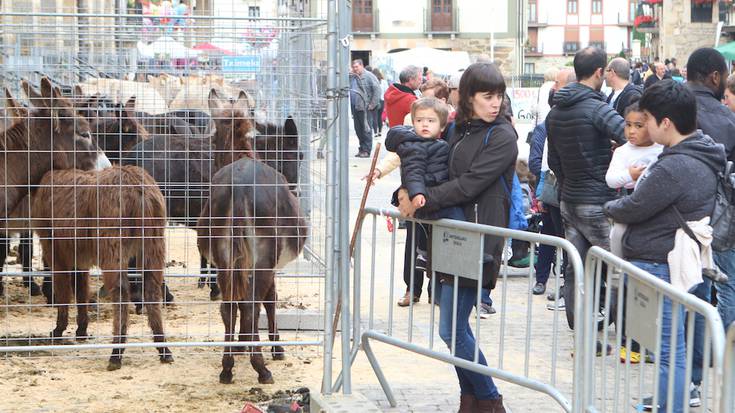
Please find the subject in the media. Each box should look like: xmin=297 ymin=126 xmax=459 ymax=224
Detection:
xmin=40 ymin=77 xmax=54 ymax=99
xmin=4 ymin=89 xmax=24 ymax=120
xmin=234 ymin=90 xmax=250 ymax=111
xmin=124 ymin=96 xmax=137 ymax=114
xmin=21 ymin=79 xmax=44 ymax=108
xmin=208 ymin=88 xmax=224 ymax=113
xmin=284 ymin=116 xmax=298 ymax=137
xmin=74 ymin=85 xmax=84 ymax=97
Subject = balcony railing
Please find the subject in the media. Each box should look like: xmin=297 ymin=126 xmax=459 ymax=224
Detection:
xmin=524 ymin=45 xmax=543 ymax=55
xmin=720 ymin=1 xmax=735 ymax=27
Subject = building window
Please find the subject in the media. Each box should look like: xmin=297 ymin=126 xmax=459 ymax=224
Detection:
xmin=589 ymin=26 xmax=605 ymax=51
xmin=352 ymin=0 xmax=374 ymax=32
xmin=524 ymin=62 xmax=536 ymax=74
xmin=629 ymin=0 xmax=636 ymax=22
xmin=564 ymin=26 xmax=580 ymax=54
xmin=528 ymin=0 xmax=538 ymax=22
xmin=592 ymin=0 xmax=603 ymax=14
xmin=691 ymin=0 xmax=712 ymax=22
xmin=248 ymin=6 xmax=260 ymax=17
xmin=567 ymin=0 xmax=578 ymax=14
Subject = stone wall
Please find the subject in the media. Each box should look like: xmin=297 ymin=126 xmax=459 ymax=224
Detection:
xmin=660 ymin=0 xmax=717 ymax=63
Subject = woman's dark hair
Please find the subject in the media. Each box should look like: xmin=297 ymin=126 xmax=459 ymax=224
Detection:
xmin=371 ymin=67 xmax=384 ymax=81
xmin=455 ymin=62 xmax=506 ymax=125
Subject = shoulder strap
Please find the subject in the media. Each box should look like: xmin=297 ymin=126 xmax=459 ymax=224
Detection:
xmin=672 ymin=205 xmax=702 ymax=247
xmin=482 ymin=125 xmax=511 ymax=197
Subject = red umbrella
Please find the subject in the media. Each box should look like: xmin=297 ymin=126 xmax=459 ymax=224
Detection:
xmin=193 ymin=43 xmax=235 ymax=55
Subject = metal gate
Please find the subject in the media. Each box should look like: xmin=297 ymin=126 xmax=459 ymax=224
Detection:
xmin=0 ymin=2 xmax=345 ymax=409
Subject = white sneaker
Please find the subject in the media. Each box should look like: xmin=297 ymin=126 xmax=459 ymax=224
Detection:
xmin=546 ymin=297 xmax=566 ymax=311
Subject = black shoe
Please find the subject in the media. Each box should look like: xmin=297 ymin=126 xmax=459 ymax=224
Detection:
xmin=355 ymin=151 xmax=370 ymax=158
xmin=532 ymin=282 xmax=546 ymax=295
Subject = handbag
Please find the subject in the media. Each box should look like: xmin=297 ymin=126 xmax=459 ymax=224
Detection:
xmin=537 ymin=170 xmax=559 ymax=207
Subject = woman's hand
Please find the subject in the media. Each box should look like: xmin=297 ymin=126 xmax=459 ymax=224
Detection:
xmin=397 ymin=188 xmax=417 ymax=217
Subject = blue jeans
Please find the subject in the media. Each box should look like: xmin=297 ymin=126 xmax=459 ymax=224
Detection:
xmin=631 ymin=261 xmax=686 ymax=413
xmin=439 ymin=283 xmax=500 ymax=400
xmin=688 ymin=277 xmax=711 ymax=386
xmin=351 ymin=107 xmax=372 ymax=153
xmin=714 ymin=248 xmax=735 ymax=331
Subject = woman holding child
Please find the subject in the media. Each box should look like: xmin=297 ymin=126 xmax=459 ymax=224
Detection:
xmin=397 ymin=62 xmax=516 ymax=413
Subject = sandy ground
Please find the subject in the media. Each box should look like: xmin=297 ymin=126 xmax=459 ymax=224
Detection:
xmin=0 ymin=226 xmax=327 ymax=413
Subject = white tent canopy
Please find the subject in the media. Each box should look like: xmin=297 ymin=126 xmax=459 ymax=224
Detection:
xmin=137 ymin=36 xmax=201 ymax=59
xmin=374 ymin=47 xmax=472 ymax=79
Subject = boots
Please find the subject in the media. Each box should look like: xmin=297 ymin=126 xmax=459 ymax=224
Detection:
xmin=477 ymin=395 xmax=505 ymax=413
xmin=458 ymin=394 xmax=477 ymax=413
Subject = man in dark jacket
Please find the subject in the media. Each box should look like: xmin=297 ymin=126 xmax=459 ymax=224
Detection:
xmin=606 ymin=57 xmax=643 ymax=117
xmin=685 ymin=47 xmax=735 ymax=404
xmin=644 ymin=62 xmax=671 ymax=89
xmin=350 ymin=59 xmax=381 ymax=157
xmin=384 ymin=65 xmax=421 ymax=127
xmin=604 ymin=80 xmax=726 ymax=412
xmin=546 ymin=46 xmax=626 ymax=328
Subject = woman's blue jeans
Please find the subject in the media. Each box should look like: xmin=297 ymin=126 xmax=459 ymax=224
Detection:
xmin=439 ymin=282 xmax=500 ymax=400
xmin=631 ymin=261 xmax=686 ymax=413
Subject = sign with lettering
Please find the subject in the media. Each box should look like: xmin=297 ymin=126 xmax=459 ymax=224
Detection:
xmin=626 ymin=277 xmax=660 ymax=351
xmin=507 ymin=87 xmax=540 ymax=125
xmin=431 ymin=225 xmax=484 ymax=280
xmin=222 ymin=55 xmax=261 ymax=74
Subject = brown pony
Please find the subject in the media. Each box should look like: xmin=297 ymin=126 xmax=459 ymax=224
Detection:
xmin=197 ymin=90 xmax=307 ymax=384
xmin=0 ymin=79 xmax=102 ymax=296
xmin=31 ymin=165 xmax=173 ymax=370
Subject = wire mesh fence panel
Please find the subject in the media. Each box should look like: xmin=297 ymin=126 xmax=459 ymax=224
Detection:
xmin=0 ymin=1 xmax=330 ymax=397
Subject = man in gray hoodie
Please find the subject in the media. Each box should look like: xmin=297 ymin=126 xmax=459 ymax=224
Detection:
xmin=604 ymin=80 xmax=726 ymax=412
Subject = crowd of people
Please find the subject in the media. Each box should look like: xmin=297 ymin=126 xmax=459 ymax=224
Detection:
xmin=351 ymin=45 xmax=735 ymax=413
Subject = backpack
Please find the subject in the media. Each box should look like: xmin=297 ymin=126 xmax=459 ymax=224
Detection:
xmin=482 ymin=126 xmax=529 ymax=231
xmin=711 ymin=161 xmax=735 ymax=251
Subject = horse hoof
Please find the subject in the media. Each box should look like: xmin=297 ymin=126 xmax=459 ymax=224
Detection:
xmin=210 ymin=290 xmax=221 ymax=301
xmin=258 ymin=372 xmax=274 ymax=384
xmin=272 ymin=349 xmax=285 ymax=361
xmin=107 ymin=359 xmax=122 ymax=371
xmin=219 ymin=371 xmax=233 ymax=384
xmin=28 ymin=282 xmax=43 ymax=296
xmin=75 ymin=332 xmax=91 ymax=341
xmin=160 ymin=354 xmax=174 ymax=364
xmin=135 ymin=305 xmax=143 ymax=315
xmin=50 ymin=330 xmax=64 ymax=339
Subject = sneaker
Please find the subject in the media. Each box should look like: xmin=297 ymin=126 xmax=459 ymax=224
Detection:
xmin=638 ymin=396 xmax=657 ymax=411
xmin=619 ymin=346 xmax=641 ymax=364
xmin=532 ymin=282 xmax=546 ymax=295
xmin=546 ymin=297 xmax=566 ymax=311
xmin=415 ymin=253 xmax=427 ymax=272
xmin=397 ymin=292 xmax=419 ymax=307
xmin=509 ymin=254 xmax=538 ymax=268
xmin=547 ymin=285 xmax=564 ymax=301
xmin=477 ymin=303 xmax=496 ymax=319
xmin=689 ymin=383 xmax=701 ymax=407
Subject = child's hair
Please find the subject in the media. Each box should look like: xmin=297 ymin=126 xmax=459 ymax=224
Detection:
xmin=410 ymin=96 xmax=450 ymax=128
xmin=623 ymin=97 xmax=642 ymax=117
xmin=516 ymin=159 xmax=537 ymax=189
xmin=419 ymin=78 xmax=450 ymax=101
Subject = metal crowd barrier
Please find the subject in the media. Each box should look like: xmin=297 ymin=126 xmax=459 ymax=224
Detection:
xmin=722 ymin=322 xmax=735 ymax=412
xmin=335 ymin=207 xmax=584 ymax=412
xmin=579 ymin=247 xmax=726 ymax=412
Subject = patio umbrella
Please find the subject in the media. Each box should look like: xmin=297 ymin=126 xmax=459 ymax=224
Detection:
xmin=717 ymin=41 xmax=735 ymax=60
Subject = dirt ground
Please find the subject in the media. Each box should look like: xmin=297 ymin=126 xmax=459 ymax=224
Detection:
xmin=0 ymin=227 xmax=327 ymax=413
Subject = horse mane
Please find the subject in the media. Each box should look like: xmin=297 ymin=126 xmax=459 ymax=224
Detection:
xmin=212 ymin=107 xmax=255 ymax=171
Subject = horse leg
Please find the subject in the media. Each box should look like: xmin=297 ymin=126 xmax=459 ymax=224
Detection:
xmin=240 ymin=271 xmax=273 ymax=384
xmin=204 ymin=257 xmax=221 ymax=301
xmin=74 ymin=271 xmax=90 ymax=340
xmin=219 ymin=269 xmax=237 ymax=384
xmin=51 ymin=270 xmax=73 ymax=339
xmin=263 ymin=278 xmax=284 ymax=360
xmin=41 ymin=260 xmax=53 ymax=304
xmin=0 ymin=236 xmax=7 ymax=296
xmin=142 ymin=267 xmax=173 ymax=364
xmin=19 ymin=234 xmax=41 ymax=296
xmin=104 ymin=269 xmax=130 ymax=371
xmin=128 ymin=258 xmax=143 ymax=315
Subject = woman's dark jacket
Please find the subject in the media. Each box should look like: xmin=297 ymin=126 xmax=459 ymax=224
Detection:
xmin=422 ymin=117 xmax=518 ymax=289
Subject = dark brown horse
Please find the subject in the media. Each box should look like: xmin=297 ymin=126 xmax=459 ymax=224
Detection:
xmin=197 ymin=90 xmax=307 ymax=385
xmin=32 ymin=165 xmax=173 ymax=370
xmin=0 ymin=79 xmax=103 ymax=296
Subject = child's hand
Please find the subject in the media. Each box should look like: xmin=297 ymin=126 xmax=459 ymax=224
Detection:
xmin=412 ymin=194 xmax=426 ymax=209
xmin=629 ymin=164 xmax=647 ymax=181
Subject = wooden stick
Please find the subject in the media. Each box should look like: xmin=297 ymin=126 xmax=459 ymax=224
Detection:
xmin=331 ymin=142 xmax=381 ymax=348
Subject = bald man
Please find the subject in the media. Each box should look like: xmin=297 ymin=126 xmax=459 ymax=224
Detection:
xmin=644 ymin=62 xmax=671 ymax=89
xmin=605 ymin=58 xmax=642 ymax=116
